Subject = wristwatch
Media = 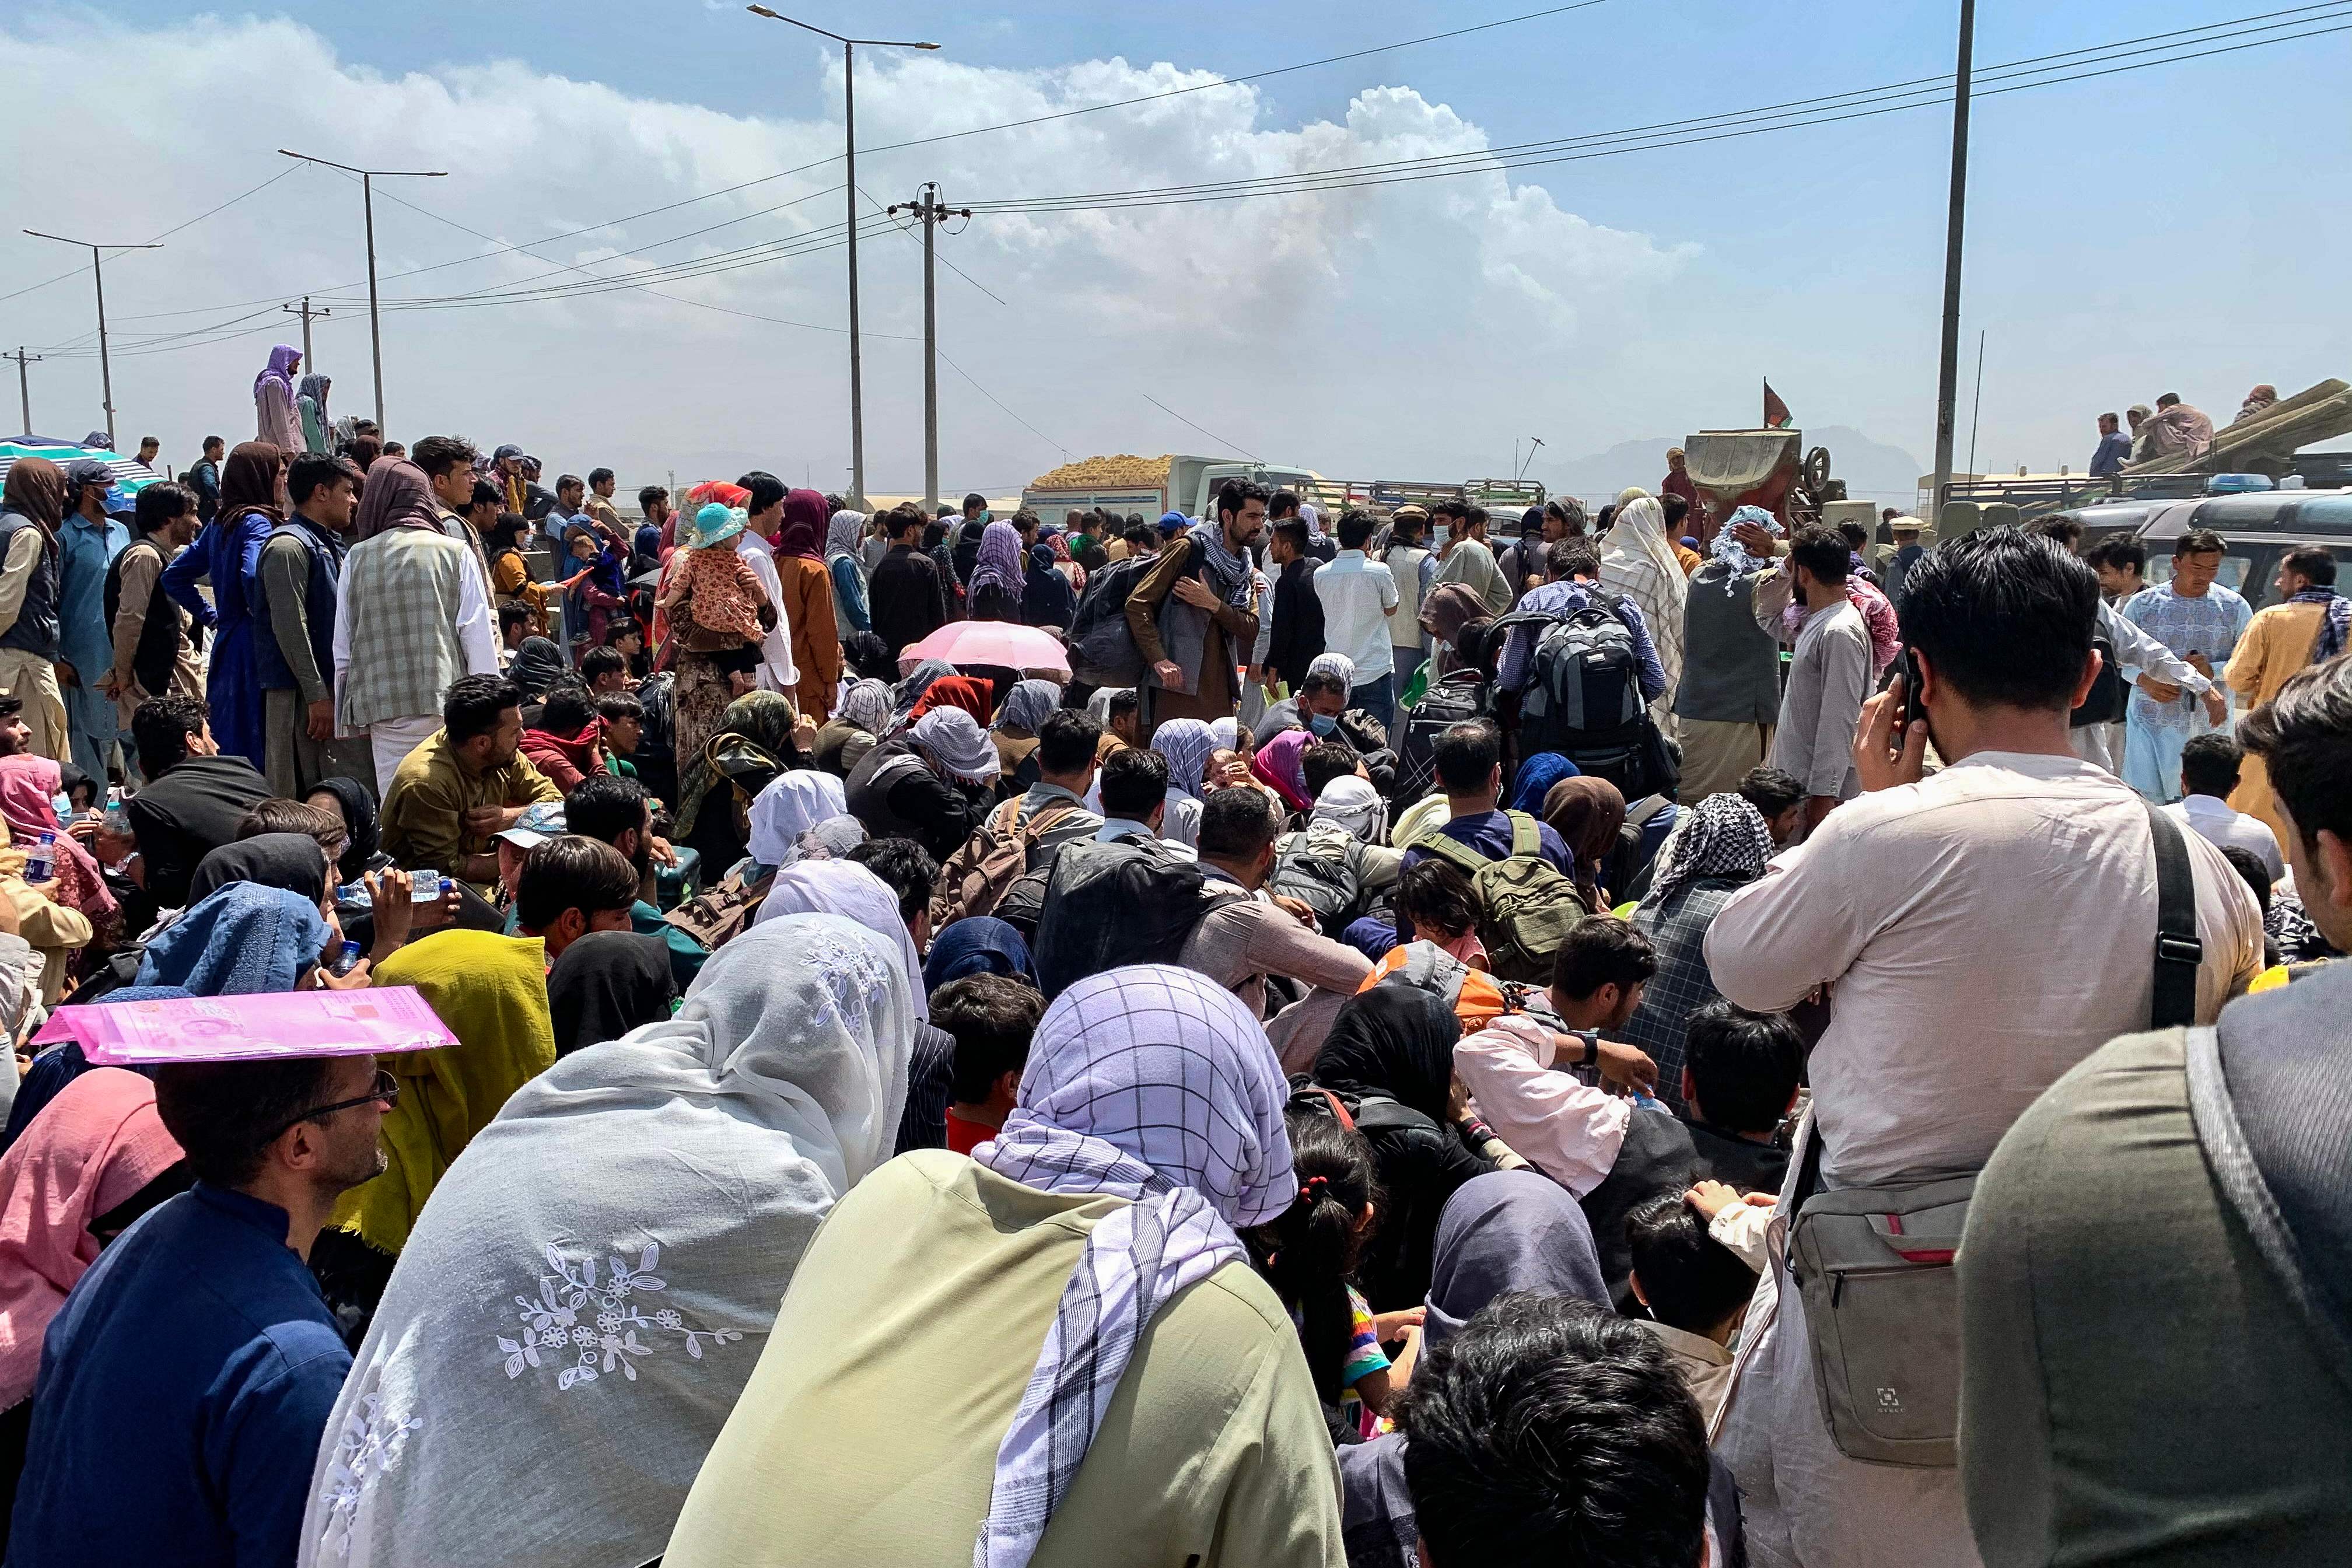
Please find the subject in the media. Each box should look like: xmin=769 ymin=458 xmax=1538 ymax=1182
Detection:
xmin=1567 ymin=1028 xmax=1600 ymax=1068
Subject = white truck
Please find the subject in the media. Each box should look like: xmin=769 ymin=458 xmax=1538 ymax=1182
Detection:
xmin=1021 ymin=453 xmax=1325 ymax=525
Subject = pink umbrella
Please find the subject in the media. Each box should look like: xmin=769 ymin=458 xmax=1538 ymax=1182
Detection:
xmin=897 ymin=621 xmax=1071 ymax=678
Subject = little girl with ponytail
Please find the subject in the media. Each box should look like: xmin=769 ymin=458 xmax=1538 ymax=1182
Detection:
xmin=1247 ymin=1093 xmax=1399 ymax=1438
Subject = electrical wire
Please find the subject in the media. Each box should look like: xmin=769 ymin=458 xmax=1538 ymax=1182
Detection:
xmin=0 ymin=161 xmax=309 ymax=307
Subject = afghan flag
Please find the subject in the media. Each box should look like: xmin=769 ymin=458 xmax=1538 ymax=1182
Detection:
xmin=1763 ymin=381 xmax=1793 ymax=430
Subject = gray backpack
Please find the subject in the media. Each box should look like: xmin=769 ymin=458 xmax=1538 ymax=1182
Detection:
xmin=1784 ymin=800 xmax=2201 ymax=1466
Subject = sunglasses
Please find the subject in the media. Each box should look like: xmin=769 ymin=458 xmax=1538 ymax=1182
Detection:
xmin=264 ymin=1067 xmax=398 ymax=1143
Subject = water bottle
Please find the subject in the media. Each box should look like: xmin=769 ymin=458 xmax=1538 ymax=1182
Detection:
xmin=410 ymin=870 xmax=443 ymax=904
xmin=330 ymin=939 xmax=364 ymax=977
xmin=22 ymin=832 xmax=55 ymax=886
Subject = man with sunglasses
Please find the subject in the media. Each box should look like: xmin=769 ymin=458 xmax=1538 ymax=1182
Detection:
xmin=10 ymin=1051 xmax=395 ymax=1566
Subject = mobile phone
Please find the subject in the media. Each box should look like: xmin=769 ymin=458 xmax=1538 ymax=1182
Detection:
xmin=1893 ymin=646 xmax=1922 ymax=734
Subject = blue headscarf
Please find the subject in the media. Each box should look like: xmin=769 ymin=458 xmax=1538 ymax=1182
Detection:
xmin=921 ymin=916 xmax=1036 ymax=992
xmin=135 ymin=884 xmax=330 ymax=996
xmin=1508 ymin=752 xmax=1580 ymax=815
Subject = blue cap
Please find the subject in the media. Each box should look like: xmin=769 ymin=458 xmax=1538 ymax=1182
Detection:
xmin=1158 ymin=510 xmax=1188 ymax=535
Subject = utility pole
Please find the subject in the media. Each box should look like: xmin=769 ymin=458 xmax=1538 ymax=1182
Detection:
xmin=1929 ymin=0 xmax=1975 ymax=527
xmin=746 ymin=8 xmax=940 ymax=509
xmin=888 ymin=183 xmax=971 ymax=510
xmin=279 ymin=150 xmax=447 ymax=433
xmin=282 ymin=296 xmax=331 ymax=369
xmin=1965 ymin=330 xmax=1987 ymax=481
xmin=22 ymin=231 xmax=163 ymax=450
xmin=4 ymin=348 xmax=39 ymax=435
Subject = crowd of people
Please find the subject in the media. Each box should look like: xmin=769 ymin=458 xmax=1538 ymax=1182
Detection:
xmin=0 ymin=366 xmax=2348 ymax=1568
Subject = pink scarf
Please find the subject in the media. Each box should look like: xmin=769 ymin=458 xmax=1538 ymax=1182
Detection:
xmin=0 ymin=755 xmax=116 ymax=923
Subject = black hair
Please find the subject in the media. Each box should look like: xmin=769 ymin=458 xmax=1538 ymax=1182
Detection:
xmin=2084 ymin=534 xmax=2147 ymax=576
xmin=931 ymin=972 xmax=1043 ymax=1105
xmin=1835 ymin=519 xmax=1869 ymax=551
xmin=1736 ymin=765 xmax=1805 ymax=821
xmin=1079 ymin=544 xmax=1110 ymax=573
xmin=1268 ymin=488 xmax=1301 ymax=518
xmin=1395 ymin=1294 xmax=1710 ymax=1568
xmin=1546 ymin=540 xmax=1600 ymax=581
xmin=1301 ymin=740 xmax=1361 ymax=802
xmin=1300 ymin=670 xmax=1349 ymax=704
xmin=1104 ymin=688 xmax=1140 ymax=727
xmin=587 ymin=467 xmax=614 ymax=488
xmin=595 ymin=692 xmax=644 ymax=725
xmin=638 ymin=484 xmax=668 ymax=511
xmin=1682 ymin=1001 xmax=1805 ymax=1132
xmin=1271 ymin=518 xmax=1311 ymax=555
xmin=468 ymin=478 xmax=502 ymax=512
xmin=963 ymin=491 xmax=988 ymax=511
xmin=1337 ymin=509 xmax=1376 ymax=551
xmin=60 ymin=766 xmax=99 ymax=809
xmin=841 ymin=632 xmax=898 ymax=682
xmin=2179 ymin=732 xmax=2244 ymax=799
xmin=1214 ymin=477 xmax=1270 ymax=524
xmin=1198 ymin=786 xmax=1278 ymax=860
xmin=153 ymin=1058 xmax=342 ymax=1187
xmin=1035 ymin=709 xmax=1101 ymax=777
xmin=1550 ymin=916 xmax=1656 ymax=1000
xmin=497 ymin=603 xmax=533 ymax=640
xmin=286 ymin=453 xmax=360 ymax=506
xmin=233 ymin=798 xmax=344 ymax=864
xmin=2217 ymin=844 xmax=2273 ymax=917
xmin=203 ymin=435 xmax=225 ymax=452
xmin=537 ymin=681 xmax=597 ymax=735
xmin=891 ymin=509 xmax=926 ymax=541
xmin=1098 ymin=746 xmax=1168 ymax=820
xmin=846 ymin=837 xmax=938 ymax=927
xmin=2241 ymin=654 xmax=2352 ymax=855
xmin=516 ymin=836 xmax=640 ymax=931
xmin=556 ymin=473 xmax=584 ymax=496
xmin=1397 ymin=858 xmax=1479 ymax=941
xmin=1626 ymin=1196 xmax=1760 ymax=1338
xmin=0 ymin=696 xmax=20 ymax=722
xmin=132 ymin=693 xmax=208 ymax=777
xmin=489 ymin=513 xmax=531 ymax=554
xmin=442 ymin=674 xmax=523 ymax=743
xmin=409 ymin=433 xmax=478 ymax=479
xmin=1122 ymin=524 xmax=1154 ymax=550
xmin=1247 ymin=1104 xmax=1381 ymax=1402
xmin=2174 ymin=528 xmax=2227 ymax=559
xmin=564 ymin=772 xmax=650 ymax=848
xmin=1789 ymin=527 xmax=1850 ymax=583
xmin=132 ymin=480 xmax=195 ymax=536
xmin=2035 ymin=516 xmax=2084 ymax=552
xmin=1896 ymin=526 xmax=2099 ymax=712
xmin=578 ymin=646 xmax=627 ymax=687
xmin=2283 ymin=545 xmax=2337 ymax=587
xmin=739 ymin=471 xmax=787 ymax=516
xmin=1662 ymin=494 xmax=1692 ymax=531
xmin=1433 ymin=718 xmax=1502 ymax=794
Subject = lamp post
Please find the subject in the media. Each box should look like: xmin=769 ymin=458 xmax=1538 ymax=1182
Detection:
xmin=22 ymin=230 xmax=163 ymax=449
xmin=278 ymin=150 xmax=448 ymax=432
xmin=747 ymin=6 xmax=939 ymax=509
xmin=1928 ymin=0 xmax=1975 ymax=525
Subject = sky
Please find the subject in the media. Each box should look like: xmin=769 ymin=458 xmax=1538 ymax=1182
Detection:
xmin=2 ymin=2 xmax=2346 ymax=504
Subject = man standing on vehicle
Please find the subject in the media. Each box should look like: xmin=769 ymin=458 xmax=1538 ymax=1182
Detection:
xmin=1126 ymin=479 xmax=1265 ymax=730
xmin=2120 ymin=528 xmax=2250 ymax=803
xmin=2089 ymin=411 xmax=2133 ymax=477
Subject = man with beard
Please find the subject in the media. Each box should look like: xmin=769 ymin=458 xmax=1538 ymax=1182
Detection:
xmin=564 ymin=771 xmax=708 ymax=988
xmin=260 ymin=453 xmax=371 ymax=797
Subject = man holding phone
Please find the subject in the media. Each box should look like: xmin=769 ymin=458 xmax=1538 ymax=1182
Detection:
xmin=1756 ymin=529 xmax=1873 ymax=835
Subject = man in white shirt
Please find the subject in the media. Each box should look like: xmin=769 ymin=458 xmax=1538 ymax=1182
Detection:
xmin=2166 ymin=731 xmax=2284 ymax=880
xmin=1702 ymin=527 xmax=2264 ymax=1568
xmin=1310 ymin=510 xmax=1401 ymax=732
xmin=732 ymin=472 xmax=800 ymax=702
xmin=1758 ymin=529 xmax=1873 ymax=835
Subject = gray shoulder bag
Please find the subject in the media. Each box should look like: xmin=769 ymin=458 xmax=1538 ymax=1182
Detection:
xmin=1785 ymin=800 xmax=2202 ymax=1466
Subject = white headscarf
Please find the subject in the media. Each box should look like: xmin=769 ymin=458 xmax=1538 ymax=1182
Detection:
xmin=912 ymin=708 xmax=1001 ymax=786
xmin=1298 ymin=501 xmax=1324 ymax=540
xmin=746 ymin=769 xmax=848 ymax=866
xmin=1310 ymin=774 xmax=1388 ymax=845
xmin=750 ymin=860 xmax=928 ymax=1021
xmin=1305 ymin=651 xmax=1356 ymax=697
xmin=1085 ymin=686 xmax=1132 ymax=729
xmin=299 ymin=915 xmax=912 ymax=1568
xmin=1598 ymin=495 xmax=1688 ymax=704
xmin=837 ymin=678 xmax=894 ymax=736
xmin=971 ymin=965 xmax=1294 ymax=1568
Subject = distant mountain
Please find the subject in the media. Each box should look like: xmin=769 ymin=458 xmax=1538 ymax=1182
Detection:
xmin=1543 ymin=425 xmax=1926 ymax=509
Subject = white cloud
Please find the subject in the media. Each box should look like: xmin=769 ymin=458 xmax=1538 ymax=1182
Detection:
xmin=0 ymin=15 xmax=1692 ymax=493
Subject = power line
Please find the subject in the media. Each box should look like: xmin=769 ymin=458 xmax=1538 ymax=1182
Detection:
xmin=0 ymin=162 xmax=309 ymax=307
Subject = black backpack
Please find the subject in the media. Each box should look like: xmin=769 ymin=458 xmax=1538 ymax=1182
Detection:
xmin=1269 ymin=830 xmax=1370 ymax=930
xmin=1495 ymin=595 xmax=1647 ymax=753
xmin=1065 ymin=554 xmax=1158 ymax=687
xmin=1395 ymin=668 xmax=1488 ymax=804
xmin=1031 ymin=838 xmax=1243 ymax=999
xmin=2070 ymin=634 xmax=2124 ymax=729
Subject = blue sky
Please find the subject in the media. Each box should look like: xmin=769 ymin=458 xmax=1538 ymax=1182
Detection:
xmin=3 ymin=2 xmax=2346 ymax=498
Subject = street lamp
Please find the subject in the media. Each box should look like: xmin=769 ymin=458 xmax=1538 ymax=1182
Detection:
xmin=746 ymin=5 xmax=939 ymax=509
xmin=22 ymin=230 xmax=163 ymax=449
xmin=278 ymin=149 xmax=448 ymax=433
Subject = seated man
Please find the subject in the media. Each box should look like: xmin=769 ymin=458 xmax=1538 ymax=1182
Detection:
xmin=1395 ymin=718 xmax=1575 ymax=942
xmin=1627 ymin=1192 xmax=1766 ymax=1425
xmin=1738 ymin=764 xmax=1807 ymax=848
xmin=1092 ymin=746 xmax=1185 ymax=853
xmin=2165 ymin=730 xmax=2284 ymax=881
xmin=510 ymin=834 xmax=640 ymax=961
xmin=122 ymin=693 xmax=273 ymax=910
xmin=564 ymin=774 xmax=707 ymax=989
xmin=596 ymin=692 xmax=646 ymax=785
xmin=1251 ymin=666 xmax=1350 ymax=747
xmin=578 ymin=643 xmax=632 ymax=698
xmin=931 ymin=972 xmax=1041 ymax=1156
xmin=1678 ymin=1000 xmax=1803 ymax=1194
xmin=518 ymin=681 xmax=608 ymax=794
xmin=381 ymin=674 xmax=562 ymax=894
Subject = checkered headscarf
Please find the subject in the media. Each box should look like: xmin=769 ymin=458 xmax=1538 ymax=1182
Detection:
xmin=970 ymin=965 xmax=1295 ymax=1568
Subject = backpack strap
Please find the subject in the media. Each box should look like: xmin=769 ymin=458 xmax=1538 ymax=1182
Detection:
xmin=2146 ymin=801 xmax=2203 ymax=1031
xmin=1416 ymin=831 xmax=1494 ymax=876
xmin=1623 ymin=794 xmax=1671 ymax=829
xmin=1503 ymin=810 xmax=1541 ymax=860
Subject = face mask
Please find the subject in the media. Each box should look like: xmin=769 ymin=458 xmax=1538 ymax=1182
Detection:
xmin=1308 ymin=712 xmax=1339 ymax=737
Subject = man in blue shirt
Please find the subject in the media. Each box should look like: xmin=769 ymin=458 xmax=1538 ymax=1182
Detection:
xmin=1494 ymin=540 xmax=1668 ymax=702
xmin=1396 ymin=716 xmax=1576 ymax=940
xmin=10 ymin=1051 xmax=393 ymax=1566
xmin=2089 ymin=411 xmax=2133 ymax=477
xmin=57 ymin=460 xmax=131 ymax=783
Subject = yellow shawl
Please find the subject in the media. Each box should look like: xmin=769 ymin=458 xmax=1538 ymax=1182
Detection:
xmin=331 ymin=929 xmax=555 ymax=1255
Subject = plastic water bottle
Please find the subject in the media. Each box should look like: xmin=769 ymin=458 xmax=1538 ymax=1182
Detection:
xmin=22 ymin=832 xmax=55 ymax=885
xmin=331 ymin=939 xmax=364 ymax=977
